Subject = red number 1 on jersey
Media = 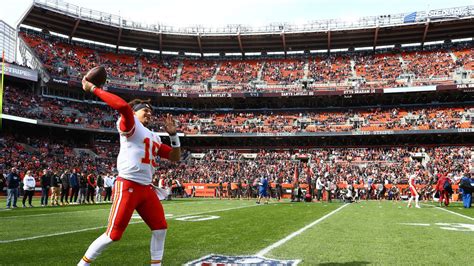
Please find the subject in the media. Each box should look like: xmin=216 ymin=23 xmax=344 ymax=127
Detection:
xmin=141 ymin=137 xmax=160 ymax=167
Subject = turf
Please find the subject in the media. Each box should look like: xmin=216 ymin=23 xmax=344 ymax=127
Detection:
xmin=0 ymin=198 xmax=473 ymax=265
xmin=268 ymin=201 xmax=474 ymax=265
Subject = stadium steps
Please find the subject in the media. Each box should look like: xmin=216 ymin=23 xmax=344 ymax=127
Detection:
xmin=137 ymin=58 xmax=144 ymax=78
xmin=303 ymin=59 xmax=309 ymax=79
xmin=256 ymin=61 xmax=265 ymax=81
xmin=210 ymin=62 xmax=222 ymax=82
xmin=449 ymin=51 xmax=458 ymax=62
xmin=73 ymin=148 xmax=98 ymax=158
xmin=17 ymin=36 xmax=51 ymax=82
xmin=350 ymin=59 xmax=357 ymax=77
xmin=17 ymin=143 xmax=37 ymax=154
xmin=464 ymin=109 xmax=474 ymax=122
xmin=399 ymin=55 xmax=407 ymax=72
xmin=175 ymin=62 xmax=184 ymax=82
xmin=93 ymin=51 xmax=101 ymax=64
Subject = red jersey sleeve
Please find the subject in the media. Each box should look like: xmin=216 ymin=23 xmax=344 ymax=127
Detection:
xmin=93 ymin=88 xmax=135 ymax=135
xmin=158 ymin=144 xmax=172 ymax=160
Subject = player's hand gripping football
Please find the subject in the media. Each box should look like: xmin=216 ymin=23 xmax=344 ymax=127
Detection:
xmin=164 ymin=114 xmax=177 ymax=136
xmin=82 ymin=77 xmax=94 ymax=93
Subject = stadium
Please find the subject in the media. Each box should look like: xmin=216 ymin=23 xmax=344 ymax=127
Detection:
xmin=1 ymin=0 xmax=474 ymax=265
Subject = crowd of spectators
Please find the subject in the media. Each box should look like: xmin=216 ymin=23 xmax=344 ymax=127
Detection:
xmin=179 ymin=60 xmax=219 ymax=84
xmin=216 ymin=60 xmax=260 ymax=84
xmin=309 ymin=55 xmax=352 ymax=83
xmin=99 ymin=52 xmax=139 ymax=81
xmin=1 ymin=132 xmax=121 ymax=206
xmin=354 ymin=53 xmax=402 ymax=81
xmin=3 ymin=86 xmax=117 ymax=129
xmin=402 ymin=50 xmax=456 ymax=79
xmin=3 ymin=132 xmax=470 ymax=201
xmin=20 ymin=30 xmax=474 ymax=93
xmin=261 ymin=59 xmax=305 ymax=84
xmin=1 ymin=134 xmax=113 ymax=176
xmin=453 ymin=43 xmax=474 ymax=71
xmin=4 ymin=86 xmax=472 ymax=134
xmin=21 ymin=32 xmax=98 ymax=78
xmin=155 ymin=147 xmax=472 ymax=186
xmin=141 ymin=55 xmax=180 ymax=83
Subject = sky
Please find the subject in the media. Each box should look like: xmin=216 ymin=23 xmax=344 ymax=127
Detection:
xmin=1 ymin=0 xmax=473 ymax=29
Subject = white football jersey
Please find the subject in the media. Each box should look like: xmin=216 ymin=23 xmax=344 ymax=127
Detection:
xmin=116 ymin=116 xmax=164 ymax=185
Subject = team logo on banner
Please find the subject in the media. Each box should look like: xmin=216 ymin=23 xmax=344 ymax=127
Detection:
xmin=185 ymin=254 xmax=300 ymax=265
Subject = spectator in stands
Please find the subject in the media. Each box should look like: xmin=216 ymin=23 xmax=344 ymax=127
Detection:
xmin=389 ymin=185 xmax=400 ymax=201
xmin=6 ymin=167 xmax=20 ymax=209
xmin=256 ymin=175 xmax=269 ymax=204
xmin=459 ymin=173 xmax=472 ymax=208
xmin=86 ymin=173 xmax=96 ymax=204
xmin=22 ymin=170 xmax=36 ymax=208
xmin=236 ymin=178 xmax=243 ymax=200
xmin=291 ymin=176 xmax=301 ymax=202
xmin=377 ymin=182 xmax=386 ymax=201
xmin=226 ymin=181 xmax=232 ymax=199
xmin=4 ymin=85 xmax=472 ymax=135
xmin=0 ymin=169 xmax=5 ymax=196
xmin=1 ymin=126 xmax=472 ymax=203
xmin=50 ymin=171 xmax=61 ymax=206
xmin=69 ymin=169 xmax=79 ymax=204
xmin=17 ymin=30 xmax=474 ymax=94
xmin=316 ymin=175 xmax=323 ymax=202
xmin=367 ymin=177 xmax=374 ymax=200
xmin=95 ymin=174 xmax=104 ymax=203
xmin=103 ymin=174 xmax=114 ymax=202
xmin=326 ymin=178 xmax=334 ymax=203
xmin=78 ymin=172 xmax=88 ymax=204
xmin=436 ymin=173 xmax=451 ymax=207
xmin=40 ymin=169 xmax=51 ymax=207
xmin=60 ymin=170 xmax=70 ymax=205
xmin=216 ymin=178 xmax=224 ymax=200
xmin=274 ymin=175 xmax=283 ymax=201
xmin=344 ymin=185 xmax=355 ymax=203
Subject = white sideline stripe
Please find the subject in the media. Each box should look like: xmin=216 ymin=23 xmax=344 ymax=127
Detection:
xmin=428 ymin=205 xmax=474 ymax=222
xmin=0 ymin=203 xmax=263 ymax=243
xmin=1 ymin=209 xmax=109 ymax=219
xmin=256 ymin=204 xmax=349 ymax=257
xmin=1 ymin=199 xmax=232 ymax=220
xmin=0 ymin=221 xmax=144 ymax=243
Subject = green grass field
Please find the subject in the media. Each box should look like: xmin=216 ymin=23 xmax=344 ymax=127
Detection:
xmin=0 ymin=198 xmax=473 ymax=265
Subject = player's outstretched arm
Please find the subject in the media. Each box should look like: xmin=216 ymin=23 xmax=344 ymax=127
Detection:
xmin=82 ymin=78 xmax=134 ymax=133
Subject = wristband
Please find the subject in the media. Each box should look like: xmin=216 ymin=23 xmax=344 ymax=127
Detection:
xmin=169 ymin=134 xmax=181 ymax=148
xmin=91 ymin=85 xmax=97 ymax=93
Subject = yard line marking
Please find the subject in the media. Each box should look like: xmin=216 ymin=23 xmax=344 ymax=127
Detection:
xmin=256 ymin=204 xmax=349 ymax=257
xmin=170 ymin=203 xmax=265 ymax=219
xmin=399 ymin=223 xmax=431 ymax=226
xmin=0 ymin=202 xmax=264 ymax=243
xmin=1 ymin=208 xmax=109 ymax=219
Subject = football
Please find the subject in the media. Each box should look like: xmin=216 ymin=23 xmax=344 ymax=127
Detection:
xmin=84 ymin=66 xmax=107 ymax=87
